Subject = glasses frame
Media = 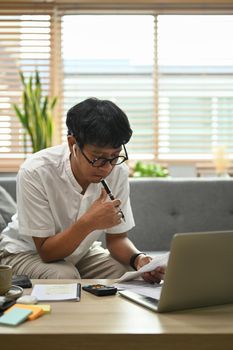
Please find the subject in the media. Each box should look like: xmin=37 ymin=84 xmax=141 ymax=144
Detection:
xmin=76 ymin=143 xmax=128 ymax=167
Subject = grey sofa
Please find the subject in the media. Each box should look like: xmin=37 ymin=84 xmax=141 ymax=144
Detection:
xmin=1 ymin=176 xmax=233 ymax=253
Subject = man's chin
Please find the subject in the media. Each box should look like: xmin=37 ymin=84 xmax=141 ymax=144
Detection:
xmin=91 ymin=175 xmax=104 ymax=182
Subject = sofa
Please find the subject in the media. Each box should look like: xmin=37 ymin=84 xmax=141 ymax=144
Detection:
xmin=0 ymin=176 xmax=16 ymax=233
xmin=1 ymin=176 xmax=233 ymax=253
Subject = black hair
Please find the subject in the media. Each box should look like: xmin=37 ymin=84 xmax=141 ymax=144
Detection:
xmin=66 ymin=97 xmax=132 ymax=148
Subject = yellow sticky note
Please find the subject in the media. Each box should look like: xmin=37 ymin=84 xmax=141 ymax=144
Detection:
xmin=38 ymin=304 xmax=51 ymax=314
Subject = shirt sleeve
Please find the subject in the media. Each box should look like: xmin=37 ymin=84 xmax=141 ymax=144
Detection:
xmin=105 ymin=165 xmax=135 ymax=234
xmin=17 ymin=168 xmax=56 ymax=238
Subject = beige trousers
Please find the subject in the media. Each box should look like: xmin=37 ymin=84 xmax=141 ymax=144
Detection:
xmin=1 ymin=244 xmax=128 ymax=279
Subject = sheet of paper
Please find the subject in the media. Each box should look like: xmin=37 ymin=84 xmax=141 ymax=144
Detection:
xmin=116 ymin=252 xmax=169 ymax=283
xmin=115 ymin=280 xmax=163 ymax=299
xmin=31 ymin=283 xmax=80 ymax=301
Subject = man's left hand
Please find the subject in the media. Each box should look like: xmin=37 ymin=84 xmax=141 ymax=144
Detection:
xmin=135 ymin=255 xmax=166 ymax=284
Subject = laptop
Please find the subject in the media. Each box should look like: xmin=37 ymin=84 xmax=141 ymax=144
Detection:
xmin=119 ymin=231 xmax=233 ymax=313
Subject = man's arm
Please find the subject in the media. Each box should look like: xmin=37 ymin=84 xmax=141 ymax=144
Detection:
xmin=106 ymin=232 xmax=140 ymax=265
xmin=33 ymin=189 xmax=121 ymax=262
xmin=106 ymin=233 xmax=166 ymax=283
xmin=33 ymin=216 xmax=93 ymax=262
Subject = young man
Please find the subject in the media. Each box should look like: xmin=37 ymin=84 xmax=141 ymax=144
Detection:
xmin=0 ymin=98 xmax=165 ymax=282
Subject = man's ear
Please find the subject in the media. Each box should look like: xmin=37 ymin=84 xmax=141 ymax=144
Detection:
xmin=67 ymin=135 xmax=76 ymax=153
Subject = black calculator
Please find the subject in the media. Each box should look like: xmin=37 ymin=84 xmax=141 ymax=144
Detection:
xmin=82 ymin=284 xmax=117 ymax=296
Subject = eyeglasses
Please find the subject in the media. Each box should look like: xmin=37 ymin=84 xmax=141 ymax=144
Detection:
xmin=77 ymin=143 xmax=128 ymax=167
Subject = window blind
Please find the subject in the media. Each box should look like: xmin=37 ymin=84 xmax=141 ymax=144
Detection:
xmin=157 ymin=15 xmax=233 ymax=161
xmin=61 ymin=15 xmax=156 ymax=159
xmin=61 ymin=14 xmax=233 ymax=162
xmin=0 ymin=12 xmax=52 ymax=167
xmin=1 ymin=7 xmax=233 ymax=171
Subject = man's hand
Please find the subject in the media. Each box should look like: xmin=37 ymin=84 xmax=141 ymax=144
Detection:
xmin=84 ymin=189 xmax=122 ymax=230
xmin=135 ymin=254 xmax=166 ymax=284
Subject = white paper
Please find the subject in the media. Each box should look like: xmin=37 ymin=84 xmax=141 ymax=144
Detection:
xmin=115 ymin=280 xmax=163 ymax=299
xmin=31 ymin=283 xmax=80 ymax=301
xmin=116 ymin=252 xmax=169 ymax=283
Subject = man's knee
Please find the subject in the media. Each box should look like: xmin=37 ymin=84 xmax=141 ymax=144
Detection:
xmin=0 ymin=252 xmax=81 ymax=279
xmin=95 ymin=258 xmax=128 ymax=279
xmin=109 ymin=261 xmax=128 ymax=279
xmin=44 ymin=262 xmax=80 ymax=279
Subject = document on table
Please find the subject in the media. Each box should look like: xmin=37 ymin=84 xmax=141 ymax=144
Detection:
xmin=116 ymin=252 xmax=169 ymax=283
xmin=31 ymin=283 xmax=81 ymax=301
xmin=115 ymin=280 xmax=163 ymax=299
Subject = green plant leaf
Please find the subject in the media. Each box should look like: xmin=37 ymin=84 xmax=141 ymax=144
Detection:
xmin=19 ymin=71 xmax=26 ymax=88
xmin=50 ymin=96 xmax=57 ymax=110
xmin=132 ymin=161 xmax=168 ymax=178
xmin=12 ymin=70 xmax=57 ymax=154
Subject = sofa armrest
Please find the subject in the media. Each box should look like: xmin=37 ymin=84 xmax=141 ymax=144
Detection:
xmin=0 ymin=176 xmax=16 ymax=201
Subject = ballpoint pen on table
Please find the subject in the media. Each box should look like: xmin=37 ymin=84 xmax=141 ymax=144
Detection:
xmin=100 ymin=179 xmax=126 ymax=222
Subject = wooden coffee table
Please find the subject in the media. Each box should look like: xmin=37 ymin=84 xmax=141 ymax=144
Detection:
xmin=1 ymin=279 xmax=233 ymax=350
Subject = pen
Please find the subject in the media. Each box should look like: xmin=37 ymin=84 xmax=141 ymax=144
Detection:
xmin=101 ymin=179 xmax=126 ymax=222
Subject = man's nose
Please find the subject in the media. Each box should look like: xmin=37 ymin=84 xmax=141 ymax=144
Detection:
xmin=101 ymin=161 xmax=113 ymax=169
xmin=99 ymin=161 xmax=113 ymax=174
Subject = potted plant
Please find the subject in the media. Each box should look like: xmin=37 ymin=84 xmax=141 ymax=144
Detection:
xmin=131 ymin=161 xmax=169 ymax=178
xmin=13 ymin=70 xmax=57 ymax=154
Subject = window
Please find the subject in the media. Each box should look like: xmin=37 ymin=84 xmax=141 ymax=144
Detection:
xmin=61 ymin=15 xmax=155 ymax=160
xmin=1 ymin=4 xmax=233 ymax=171
xmin=157 ymin=15 xmax=233 ymax=161
xmin=62 ymin=14 xmax=233 ymax=162
xmin=0 ymin=12 xmax=52 ymax=170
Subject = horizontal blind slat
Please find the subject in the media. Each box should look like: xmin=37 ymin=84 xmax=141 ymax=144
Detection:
xmin=0 ymin=12 xmax=52 ymax=161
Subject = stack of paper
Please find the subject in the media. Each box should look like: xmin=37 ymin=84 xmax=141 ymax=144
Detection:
xmin=31 ymin=283 xmax=81 ymax=301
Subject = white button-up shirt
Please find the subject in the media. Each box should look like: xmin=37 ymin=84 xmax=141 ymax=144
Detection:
xmin=0 ymin=145 xmax=135 ymax=264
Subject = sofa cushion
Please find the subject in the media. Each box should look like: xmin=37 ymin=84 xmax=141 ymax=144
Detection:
xmin=0 ymin=186 xmax=16 ymax=233
xmin=128 ymin=178 xmax=233 ymax=251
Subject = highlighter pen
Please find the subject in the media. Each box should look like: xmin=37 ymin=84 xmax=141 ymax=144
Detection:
xmin=101 ymin=179 xmax=126 ymax=222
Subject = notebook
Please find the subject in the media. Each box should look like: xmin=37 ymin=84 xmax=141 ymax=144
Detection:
xmin=119 ymin=230 xmax=233 ymax=313
xmin=31 ymin=283 xmax=81 ymax=301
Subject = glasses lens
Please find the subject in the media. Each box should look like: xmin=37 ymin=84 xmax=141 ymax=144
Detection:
xmin=92 ymin=156 xmax=127 ymax=167
xmin=92 ymin=158 xmax=107 ymax=167
xmin=111 ymin=156 xmax=126 ymax=165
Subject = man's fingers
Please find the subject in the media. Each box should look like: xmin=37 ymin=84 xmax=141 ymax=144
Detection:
xmin=117 ymin=211 xmax=122 ymax=218
xmin=155 ymin=265 xmax=166 ymax=277
xmin=98 ymin=189 xmax=121 ymax=207
xmin=99 ymin=188 xmax=108 ymax=201
xmin=142 ymin=272 xmax=158 ymax=284
xmin=150 ymin=269 xmax=164 ymax=282
xmin=113 ymin=199 xmax=121 ymax=208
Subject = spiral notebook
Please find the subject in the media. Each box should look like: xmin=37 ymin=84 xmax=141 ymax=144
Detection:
xmin=31 ymin=283 xmax=81 ymax=301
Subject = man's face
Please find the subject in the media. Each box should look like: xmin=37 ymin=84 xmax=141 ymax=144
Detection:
xmin=73 ymin=143 xmax=122 ymax=184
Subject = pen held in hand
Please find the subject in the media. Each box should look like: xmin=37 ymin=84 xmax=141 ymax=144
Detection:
xmin=101 ymin=179 xmax=126 ymax=222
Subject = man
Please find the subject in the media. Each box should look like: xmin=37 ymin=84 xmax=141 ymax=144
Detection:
xmin=0 ymin=98 xmax=165 ymax=282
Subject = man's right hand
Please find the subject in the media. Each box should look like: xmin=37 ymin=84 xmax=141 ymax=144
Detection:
xmin=83 ymin=189 xmax=123 ymax=230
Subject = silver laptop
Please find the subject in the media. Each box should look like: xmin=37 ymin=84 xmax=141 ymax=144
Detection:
xmin=119 ymin=231 xmax=233 ymax=313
